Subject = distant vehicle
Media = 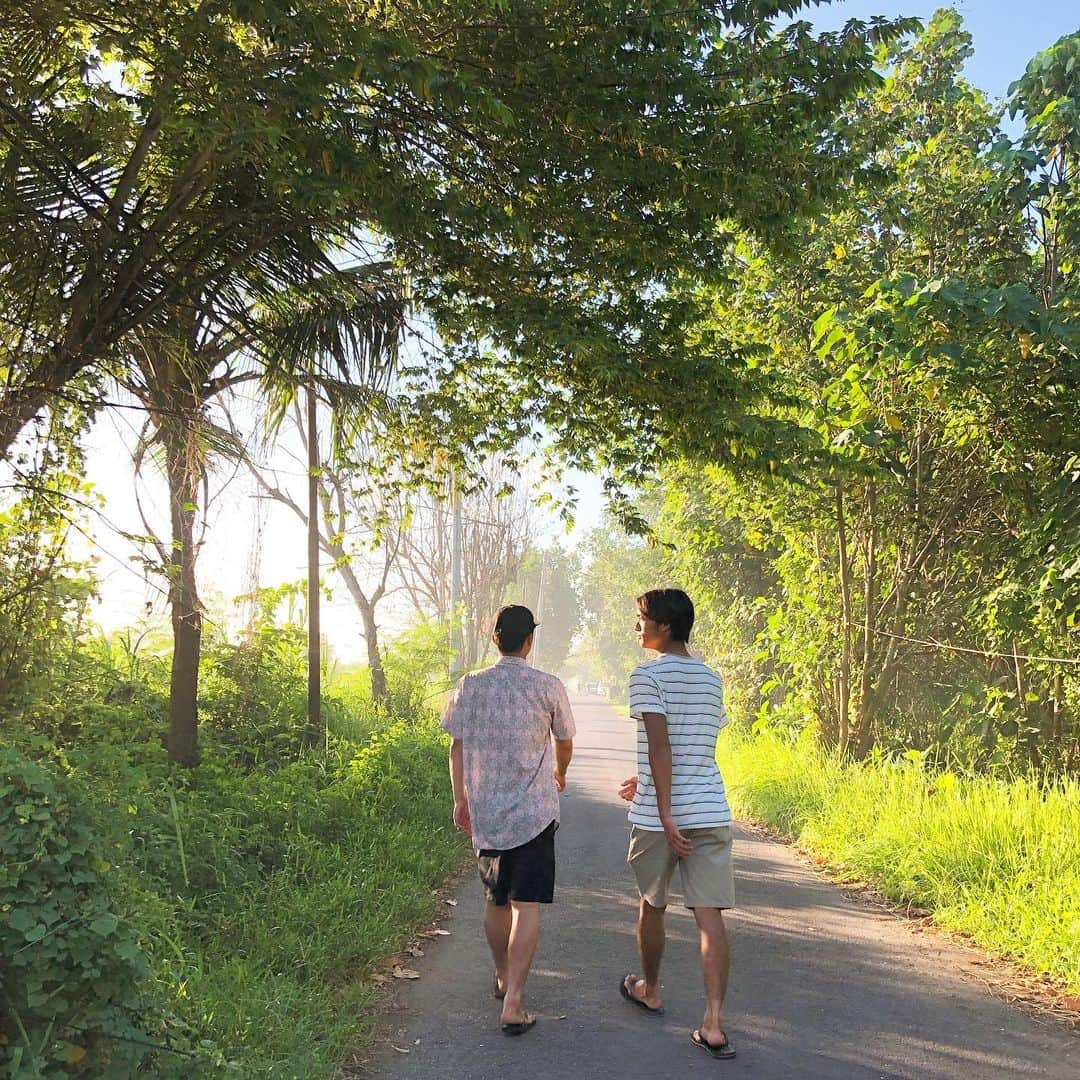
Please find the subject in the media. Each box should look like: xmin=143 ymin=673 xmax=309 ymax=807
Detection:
xmin=582 ymin=681 xmax=609 ymax=697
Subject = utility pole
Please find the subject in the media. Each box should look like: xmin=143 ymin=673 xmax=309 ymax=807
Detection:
xmin=449 ymin=473 xmax=463 ymax=671
xmin=533 ymin=551 xmax=547 ymax=669
xmin=307 ymin=381 xmax=321 ymax=742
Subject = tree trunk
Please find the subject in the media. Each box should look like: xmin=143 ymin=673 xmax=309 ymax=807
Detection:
xmin=336 ymin=559 xmax=389 ymax=706
xmin=853 ymin=480 xmax=878 ymax=756
xmin=835 ymin=484 xmax=853 ymax=754
xmin=306 ymin=384 xmax=321 ymax=744
xmin=164 ymin=419 xmax=203 ymax=766
xmin=245 ymin=445 xmax=397 ymax=709
xmin=0 ymin=386 xmax=51 ymax=459
xmin=1051 ymin=651 xmax=1065 ymax=756
xmin=812 ymin=529 xmax=839 ymax=747
xmin=359 ymin=600 xmax=388 ymax=705
xmin=1012 ymin=640 xmax=1029 ymax=762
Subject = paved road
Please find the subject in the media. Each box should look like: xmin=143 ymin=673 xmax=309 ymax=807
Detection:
xmin=369 ymin=698 xmax=1077 ymax=1079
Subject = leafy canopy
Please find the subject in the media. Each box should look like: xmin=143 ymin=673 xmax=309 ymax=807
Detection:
xmin=1 ymin=1 xmax=913 ymax=472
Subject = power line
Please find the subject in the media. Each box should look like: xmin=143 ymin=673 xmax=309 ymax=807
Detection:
xmin=859 ymin=626 xmax=1080 ymax=669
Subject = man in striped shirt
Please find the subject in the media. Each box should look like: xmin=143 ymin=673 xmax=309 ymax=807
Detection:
xmin=618 ymin=588 xmax=736 ymax=1060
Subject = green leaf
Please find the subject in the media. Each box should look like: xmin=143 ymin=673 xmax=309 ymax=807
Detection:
xmin=8 ymin=907 xmax=36 ymax=932
xmin=88 ymin=913 xmax=120 ymax=937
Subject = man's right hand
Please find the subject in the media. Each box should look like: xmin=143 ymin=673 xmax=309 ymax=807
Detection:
xmin=618 ymin=776 xmax=638 ymax=802
xmin=453 ymin=799 xmax=472 ymax=836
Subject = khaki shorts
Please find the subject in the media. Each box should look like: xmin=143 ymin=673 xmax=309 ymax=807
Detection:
xmin=627 ymin=825 xmax=735 ymax=910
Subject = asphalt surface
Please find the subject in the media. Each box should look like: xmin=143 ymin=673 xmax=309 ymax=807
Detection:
xmin=368 ymin=697 xmax=1077 ymax=1079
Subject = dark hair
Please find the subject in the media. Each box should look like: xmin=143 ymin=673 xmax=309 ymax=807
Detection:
xmin=493 ymin=604 xmax=538 ymax=654
xmin=636 ymin=588 xmax=695 ymax=643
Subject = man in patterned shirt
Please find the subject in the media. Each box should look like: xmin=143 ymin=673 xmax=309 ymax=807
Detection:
xmin=618 ymin=588 xmax=737 ymax=1060
xmin=441 ymin=605 xmax=575 ymax=1037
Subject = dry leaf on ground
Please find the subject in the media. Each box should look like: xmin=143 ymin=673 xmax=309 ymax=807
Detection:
xmin=392 ymin=966 xmax=421 ymax=980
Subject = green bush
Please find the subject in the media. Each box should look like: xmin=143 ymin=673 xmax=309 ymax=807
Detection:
xmin=1 ymin=616 xmax=467 ymax=1077
xmin=0 ymin=456 xmax=97 ymax=711
xmin=0 ymin=746 xmax=152 ymax=1078
xmin=198 ymin=625 xmax=310 ymax=765
xmin=382 ymin=618 xmax=454 ymax=713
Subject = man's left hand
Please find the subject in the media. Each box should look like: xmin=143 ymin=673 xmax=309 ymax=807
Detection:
xmin=554 ymin=769 xmax=567 ymax=793
xmin=453 ymin=799 xmax=472 ymax=835
xmin=661 ymin=815 xmax=692 ymax=858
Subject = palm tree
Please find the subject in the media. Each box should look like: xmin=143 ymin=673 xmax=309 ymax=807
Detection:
xmin=124 ymin=260 xmax=405 ymax=765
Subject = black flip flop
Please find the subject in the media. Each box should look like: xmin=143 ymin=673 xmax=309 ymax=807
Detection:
xmin=619 ymin=973 xmax=665 ymax=1016
xmin=692 ymin=1028 xmax=736 ymax=1060
xmin=501 ymin=1013 xmax=536 ymax=1037
xmin=493 ymin=971 xmax=506 ymax=1000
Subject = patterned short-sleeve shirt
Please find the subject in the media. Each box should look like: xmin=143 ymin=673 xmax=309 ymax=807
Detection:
xmin=441 ymin=656 xmax=576 ymax=851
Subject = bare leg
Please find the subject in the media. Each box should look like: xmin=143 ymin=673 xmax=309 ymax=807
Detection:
xmin=500 ymin=901 xmax=540 ymax=1024
xmin=625 ymin=897 xmax=666 ymax=1009
xmin=484 ymin=900 xmax=511 ymax=995
xmin=693 ymin=906 xmax=730 ymax=1045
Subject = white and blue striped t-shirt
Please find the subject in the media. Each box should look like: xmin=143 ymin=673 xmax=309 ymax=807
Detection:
xmin=627 ymin=653 xmax=731 ymax=831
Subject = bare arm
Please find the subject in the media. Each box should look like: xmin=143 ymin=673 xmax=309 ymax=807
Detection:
xmin=448 ymin=738 xmax=471 ymax=835
xmin=554 ymin=737 xmax=573 ymax=792
xmin=642 ymin=712 xmax=691 ymax=857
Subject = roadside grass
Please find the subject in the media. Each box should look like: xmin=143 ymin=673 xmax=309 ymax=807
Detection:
xmin=5 ymin=663 xmax=468 ymax=1077
xmin=159 ymin=716 xmax=466 ymax=1076
xmin=719 ymin=728 xmax=1080 ymax=994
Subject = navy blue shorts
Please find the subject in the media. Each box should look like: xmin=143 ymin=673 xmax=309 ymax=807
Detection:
xmin=477 ymin=820 xmax=557 ymax=905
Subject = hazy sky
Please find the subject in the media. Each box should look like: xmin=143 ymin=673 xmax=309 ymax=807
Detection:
xmin=78 ymin=2 xmax=1077 ymax=658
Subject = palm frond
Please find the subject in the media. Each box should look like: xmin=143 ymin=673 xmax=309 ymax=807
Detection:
xmin=256 ymin=260 xmax=407 ymax=430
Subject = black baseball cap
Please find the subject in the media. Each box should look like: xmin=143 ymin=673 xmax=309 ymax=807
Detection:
xmin=493 ymin=604 xmax=538 ymax=646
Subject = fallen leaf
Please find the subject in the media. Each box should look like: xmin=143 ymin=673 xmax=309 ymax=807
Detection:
xmin=391 ymin=1046 xmax=410 ymax=1054
xmin=406 ymin=946 xmax=425 ymax=958
xmin=427 ymin=928 xmax=451 ymax=936
xmin=370 ymin=974 xmax=389 ymax=985
xmin=392 ymin=966 xmax=421 ymax=980
xmin=444 ymin=898 xmax=458 ymax=906
xmin=414 ymin=1038 xmax=421 ymax=1045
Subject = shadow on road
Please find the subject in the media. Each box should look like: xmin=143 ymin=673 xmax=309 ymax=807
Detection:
xmin=369 ymin=699 xmax=1077 ymax=1080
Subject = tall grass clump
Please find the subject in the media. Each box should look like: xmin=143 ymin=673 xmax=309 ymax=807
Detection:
xmin=2 ymin=621 xmax=468 ymax=1077
xmin=721 ymin=728 xmax=1080 ymax=993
